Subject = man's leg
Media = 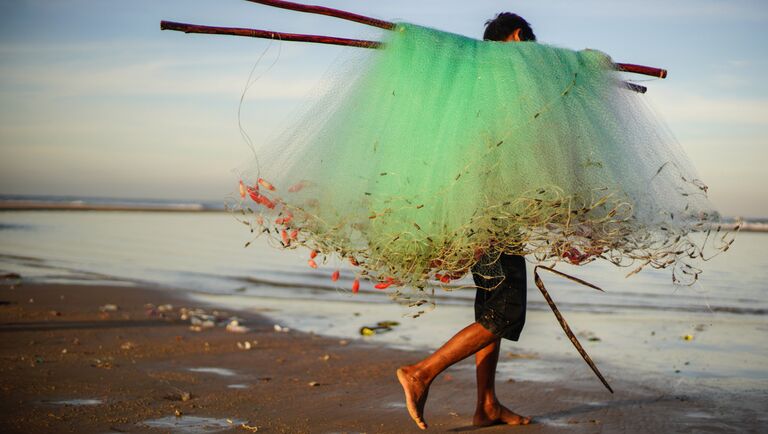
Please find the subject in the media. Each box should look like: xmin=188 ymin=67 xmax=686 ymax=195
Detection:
xmin=397 ymin=322 xmax=497 ymax=430
xmin=473 ymin=338 xmax=531 ymax=426
xmin=472 ymin=253 xmax=530 ymax=425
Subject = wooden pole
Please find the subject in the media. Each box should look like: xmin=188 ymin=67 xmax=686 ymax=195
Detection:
xmin=244 ymin=0 xmax=394 ymax=30
xmin=161 ymin=21 xmax=666 ymax=84
xmin=624 ymin=82 xmax=647 ymax=93
xmin=615 ymin=63 xmax=668 ymax=78
xmin=534 ymin=266 xmax=614 ymax=393
xmin=245 ymin=1 xmax=667 ymax=79
xmin=160 ymin=21 xmax=382 ymax=48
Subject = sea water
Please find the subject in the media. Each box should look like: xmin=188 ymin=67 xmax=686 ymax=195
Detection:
xmin=1 ymin=210 xmax=766 ymax=399
xmin=0 ymin=210 xmax=763 ymax=314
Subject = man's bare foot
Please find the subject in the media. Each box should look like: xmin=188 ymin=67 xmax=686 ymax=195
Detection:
xmin=473 ymin=402 xmax=531 ymax=427
xmin=396 ymin=366 xmax=431 ymax=430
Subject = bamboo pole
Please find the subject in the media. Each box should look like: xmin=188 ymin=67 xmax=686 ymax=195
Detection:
xmin=624 ymin=82 xmax=647 ymax=93
xmin=244 ymin=1 xmax=667 ymax=79
xmin=615 ymin=63 xmax=667 ymax=78
xmin=160 ymin=21 xmax=381 ymax=48
xmin=161 ymin=21 xmax=659 ymax=93
xmin=244 ymin=0 xmax=394 ymax=30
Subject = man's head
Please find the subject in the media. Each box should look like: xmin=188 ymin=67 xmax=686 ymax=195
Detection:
xmin=483 ymin=13 xmax=536 ymax=42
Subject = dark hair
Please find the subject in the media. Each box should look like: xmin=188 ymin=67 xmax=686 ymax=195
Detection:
xmin=483 ymin=13 xmax=536 ymax=42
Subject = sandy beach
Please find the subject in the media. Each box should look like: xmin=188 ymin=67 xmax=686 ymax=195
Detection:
xmin=3 ymin=0 xmax=768 ymax=432
xmin=1 ymin=282 xmax=764 ymax=433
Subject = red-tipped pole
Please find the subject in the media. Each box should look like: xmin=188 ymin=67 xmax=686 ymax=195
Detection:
xmin=615 ymin=63 xmax=668 ymax=78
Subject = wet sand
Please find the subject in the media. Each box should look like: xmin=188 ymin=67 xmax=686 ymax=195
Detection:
xmin=0 ymin=283 xmax=763 ymax=433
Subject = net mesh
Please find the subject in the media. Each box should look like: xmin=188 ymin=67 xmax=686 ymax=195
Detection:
xmin=230 ymin=23 xmax=734 ymax=303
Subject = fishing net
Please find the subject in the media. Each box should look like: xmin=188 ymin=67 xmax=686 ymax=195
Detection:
xmin=231 ymin=23 xmax=734 ymax=302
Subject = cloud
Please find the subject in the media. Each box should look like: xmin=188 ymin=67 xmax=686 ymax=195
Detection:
xmin=530 ymin=0 xmax=768 ymax=20
xmin=648 ymin=91 xmax=768 ymax=126
xmin=0 ymin=59 xmax=325 ymax=100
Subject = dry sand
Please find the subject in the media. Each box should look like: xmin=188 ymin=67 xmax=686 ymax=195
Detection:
xmin=0 ymin=283 xmax=762 ymax=433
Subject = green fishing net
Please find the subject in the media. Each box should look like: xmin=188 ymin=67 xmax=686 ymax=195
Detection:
xmin=233 ymin=23 xmax=733 ymax=301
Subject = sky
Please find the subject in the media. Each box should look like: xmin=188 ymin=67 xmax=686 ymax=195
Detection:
xmin=0 ymin=0 xmax=767 ymax=218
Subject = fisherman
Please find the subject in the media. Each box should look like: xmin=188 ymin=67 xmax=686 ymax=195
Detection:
xmin=396 ymin=13 xmax=535 ymax=430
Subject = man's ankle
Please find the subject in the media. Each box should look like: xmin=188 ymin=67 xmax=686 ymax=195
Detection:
xmin=476 ymin=395 xmax=498 ymax=411
xmin=402 ymin=364 xmax=431 ymax=385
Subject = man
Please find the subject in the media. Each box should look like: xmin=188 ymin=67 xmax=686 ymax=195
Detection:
xmin=396 ymin=13 xmax=535 ymax=430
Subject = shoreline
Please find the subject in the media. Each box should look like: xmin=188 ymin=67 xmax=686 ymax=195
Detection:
xmin=2 ymin=204 xmax=765 ymax=232
xmin=0 ymin=201 xmax=223 ymax=213
xmin=1 ymin=282 xmax=765 ymax=432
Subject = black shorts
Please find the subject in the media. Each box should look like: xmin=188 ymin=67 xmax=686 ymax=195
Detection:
xmin=471 ymin=253 xmax=527 ymax=341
